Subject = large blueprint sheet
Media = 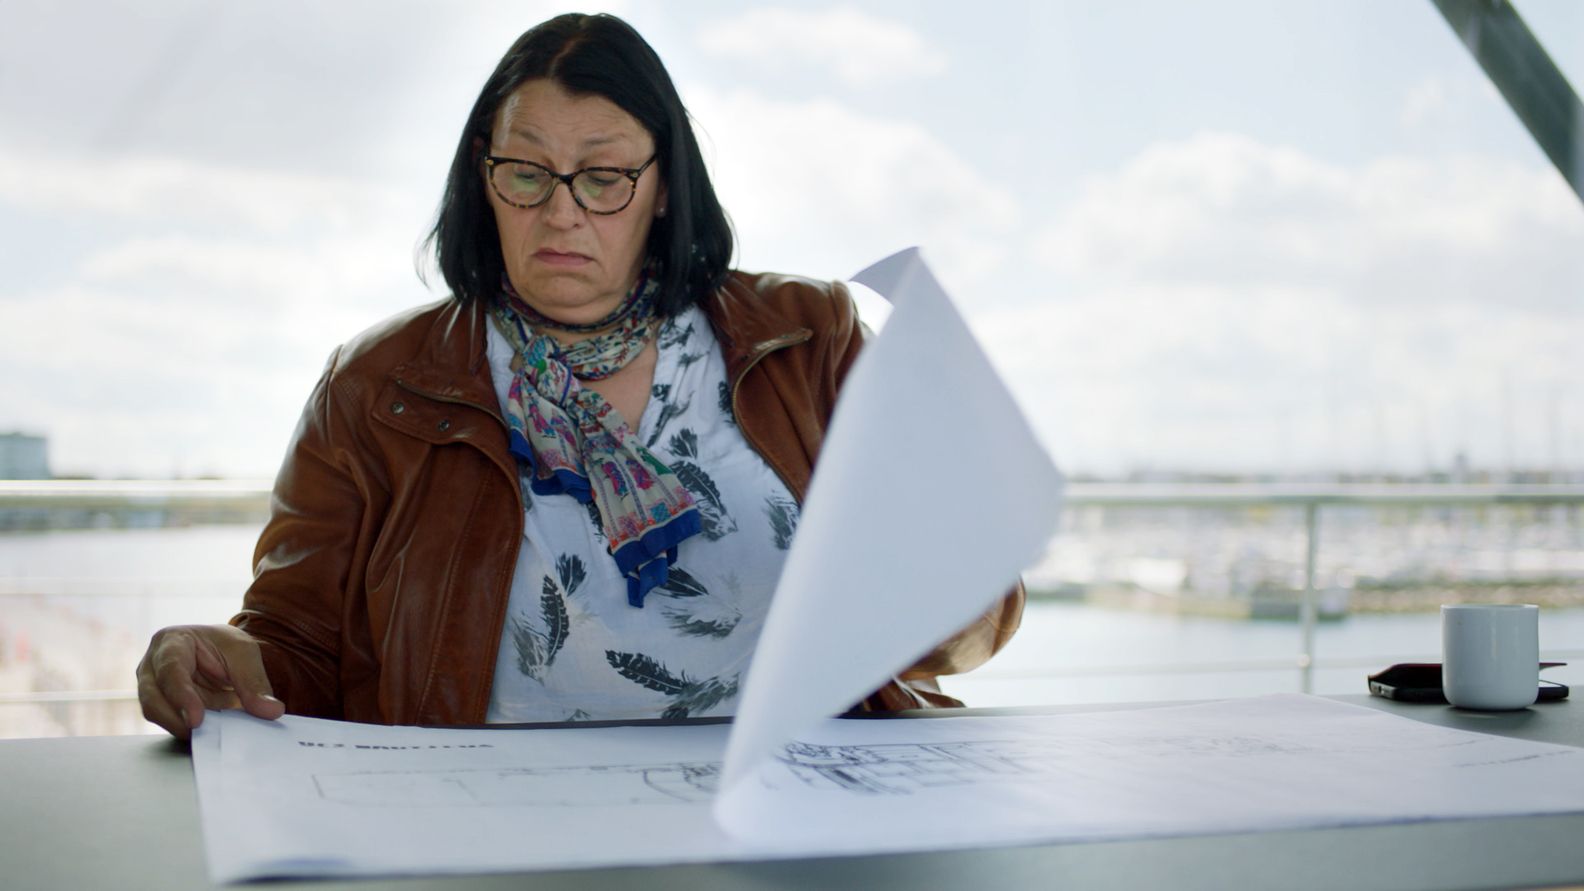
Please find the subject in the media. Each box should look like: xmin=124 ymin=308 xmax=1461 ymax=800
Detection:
xmin=194 ymin=695 xmax=1584 ymax=882
xmin=191 ymin=250 xmax=1584 ymax=882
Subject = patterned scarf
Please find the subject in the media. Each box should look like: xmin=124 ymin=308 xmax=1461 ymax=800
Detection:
xmin=489 ymin=270 xmax=702 ymax=607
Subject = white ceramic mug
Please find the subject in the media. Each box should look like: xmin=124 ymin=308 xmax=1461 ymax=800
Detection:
xmin=1441 ymin=603 xmax=1539 ymax=710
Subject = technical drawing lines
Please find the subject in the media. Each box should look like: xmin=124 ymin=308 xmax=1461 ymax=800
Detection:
xmin=773 ymin=734 xmax=1323 ymax=796
xmin=310 ymin=732 xmax=1326 ymax=807
xmin=313 ymin=762 xmax=721 ymax=808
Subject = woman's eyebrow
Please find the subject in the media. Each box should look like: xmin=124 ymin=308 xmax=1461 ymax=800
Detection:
xmin=506 ymin=126 xmax=546 ymax=146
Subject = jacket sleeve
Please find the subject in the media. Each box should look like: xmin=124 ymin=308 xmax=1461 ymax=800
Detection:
xmin=899 ymin=581 xmax=1026 ymax=682
xmin=229 ymin=348 xmax=362 ymax=718
xmin=827 ymin=283 xmax=1028 ymax=710
xmin=864 ymin=575 xmax=1027 ymax=711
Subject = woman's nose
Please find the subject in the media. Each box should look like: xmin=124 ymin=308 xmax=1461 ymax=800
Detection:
xmin=541 ymin=180 xmax=583 ymax=228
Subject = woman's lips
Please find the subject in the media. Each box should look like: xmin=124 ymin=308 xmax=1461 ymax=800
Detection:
xmin=534 ymin=249 xmax=591 ymax=267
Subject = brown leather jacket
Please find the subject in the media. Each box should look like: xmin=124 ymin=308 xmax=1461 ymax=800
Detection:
xmin=232 ymin=271 xmax=1024 ymax=725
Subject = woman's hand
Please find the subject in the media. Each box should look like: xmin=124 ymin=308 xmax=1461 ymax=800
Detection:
xmin=136 ymin=624 xmax=285 ymax=740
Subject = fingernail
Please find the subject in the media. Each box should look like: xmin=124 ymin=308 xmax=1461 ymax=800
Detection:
xmin=261 ymin=694 xmax=282 ymax=705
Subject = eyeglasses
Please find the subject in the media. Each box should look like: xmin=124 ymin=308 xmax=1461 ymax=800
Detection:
xmin=483 ymin=154 xmax=657 ymax=215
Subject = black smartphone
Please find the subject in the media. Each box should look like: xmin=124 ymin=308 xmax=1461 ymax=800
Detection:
xmin=1367 ymin=662 xmax=1569 ymax=703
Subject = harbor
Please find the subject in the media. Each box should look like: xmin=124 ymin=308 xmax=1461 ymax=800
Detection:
xmin=4 ymin=484 xmax=1583 ymax=737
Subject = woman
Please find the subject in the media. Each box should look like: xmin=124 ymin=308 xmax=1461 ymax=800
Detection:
xmin=136 ymin=12 xmax=1023 ymax=739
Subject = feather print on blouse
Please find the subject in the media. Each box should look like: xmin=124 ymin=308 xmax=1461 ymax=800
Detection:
xmin=509 ymin=614 xmax=545 ymax=679
xmin=653 ymin=565 xmax=740 ymax=637
xmin=511 ymin=554 xmax=588 ymax=679
xmin=644 ymin=393 xmax=692 ymax=449
xmin=658 ymin=320 xmax=694 ymax=350
xmin=605 ymin=651 xmax=687 ymax=695
xmin=539 ymin=576 xmax=569 ymax=667
xmin=662 ymin=598 xmax=741 ymax=638
xmin=665 ymin=675 xmax=738 ymax=719
xmin=555 ymin=553 xmax=587 ymax=596
xmin=765 ymin=494 xmax=799 ymax=550
xmin=604 ymin=650 xmax=740 ymax=719
xmin=581 ymin=498 xmax=605 ymax=541
xmin=655 ymin=566 xmax=709 ymax=598
xmin=665 ymin=428 xmax=737 ymax=540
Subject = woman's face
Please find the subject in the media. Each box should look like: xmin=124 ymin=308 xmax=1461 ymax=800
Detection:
xmin=484 ymin=79 xmax=664 ymax=330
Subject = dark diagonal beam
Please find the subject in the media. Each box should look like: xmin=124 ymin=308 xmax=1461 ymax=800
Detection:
xmin=1432 ymin=0 xmax=1584 ymax=205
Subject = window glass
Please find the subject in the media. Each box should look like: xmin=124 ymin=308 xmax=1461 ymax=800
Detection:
xmin=1 ymin=1 xmax=1580 ymax=735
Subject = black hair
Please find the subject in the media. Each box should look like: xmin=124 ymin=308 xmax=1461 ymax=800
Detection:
xmin=424 ymin=13 xmax=733 ymax=314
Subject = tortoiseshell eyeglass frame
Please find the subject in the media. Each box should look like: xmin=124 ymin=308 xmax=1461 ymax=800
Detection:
xmin=483 ymin=154 xmax=658 ymax=215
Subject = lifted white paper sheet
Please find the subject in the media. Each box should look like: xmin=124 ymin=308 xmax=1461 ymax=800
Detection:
xmin=194 ymin=695 xmax=1584 ymax=882
xmin=717 ymin=247 xmax=1065 ymax=818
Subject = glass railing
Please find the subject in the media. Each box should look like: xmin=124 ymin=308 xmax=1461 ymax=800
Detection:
xmin=3 ymin=480 xmax=1582 ymax=736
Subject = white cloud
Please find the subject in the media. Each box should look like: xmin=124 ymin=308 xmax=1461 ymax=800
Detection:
xmin=0 ymin=0 xmax=583 ymax=176
xmin=684 ymin=85 xmax=1018 ymax=290
xmin=0 ymin=143 xmax=436 ymax=477
xmin=999 ymin=132 xmax=1584 ymax=475
xmin=1398 ymin=72 xmax=1507 ymax=135
xmin=7 ymin=0 xmax=1582 ymax=481
xmin=0 ymin=230 xmax=423 ymax=477
xmin=976 ymin=281 xmax=1584 ymax=476
xmin=0 ymin=149 xmax=429 ymax=236
xmin=4 ymin=75 xmax=1025 ymax=476
xmin=1400 ymin=77 xmax=1451 ymax=128
xmin=696 ymin=7 xmax=945 ymax=87
xmin=1036 ymin=131 xmax=1584 ymax=312
xmin=79 ymin=235 xmax=417 ymax=314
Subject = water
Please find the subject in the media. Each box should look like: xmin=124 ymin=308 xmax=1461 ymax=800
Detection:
xmin=1 ymin=525 xmax=1581 ymax=737
xmin=941 ymin=600 xmax=1584 ymax=707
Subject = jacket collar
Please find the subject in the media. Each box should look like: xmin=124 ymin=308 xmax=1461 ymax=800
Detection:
xmin=390 ymin=297 xmax=500 ymax=416
xmin=704 ymin=272 xmax=813 ymax=385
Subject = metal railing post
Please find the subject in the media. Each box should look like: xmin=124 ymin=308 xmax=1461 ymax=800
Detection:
xmin=1298 ymin=502 xmax=1319 ymax=694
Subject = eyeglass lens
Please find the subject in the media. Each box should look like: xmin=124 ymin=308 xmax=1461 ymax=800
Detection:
xmin=491 ymin=163 xmax=636 ymax=212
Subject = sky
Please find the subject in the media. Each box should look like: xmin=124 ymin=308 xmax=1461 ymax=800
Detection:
xmin=1 ymin=0 xmax=1582 ymax=479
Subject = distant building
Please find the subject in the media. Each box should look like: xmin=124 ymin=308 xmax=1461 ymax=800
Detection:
xmin=0 ymin=432 xmax=50 ymax=479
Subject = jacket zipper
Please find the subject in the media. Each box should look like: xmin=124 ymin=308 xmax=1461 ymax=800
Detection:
xmin=394 ymin=376 xmax=523 ymax=724
xmin=729 ymin=331 xmax=812 ymax=501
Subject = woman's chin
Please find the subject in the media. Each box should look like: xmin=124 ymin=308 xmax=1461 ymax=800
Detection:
xmin=519 ymin=290 xmax=620 ymax=327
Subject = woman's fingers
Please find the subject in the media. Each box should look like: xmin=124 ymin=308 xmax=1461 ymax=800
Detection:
xmin=136 ymin=624 xmax=283 ymax=738
xmin=152 ymin=629 xmax=211 ymax=730
xmin=203 ymin=629 xmax=286 ymax=720
xmin=136 ymin=650 xmax=194 ymax=739
xmin=194 ymin=682 xmax=243 ymax=712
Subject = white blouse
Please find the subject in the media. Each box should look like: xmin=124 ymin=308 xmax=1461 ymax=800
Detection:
xmin=483 ymin=306 xmax=800 ymax=722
